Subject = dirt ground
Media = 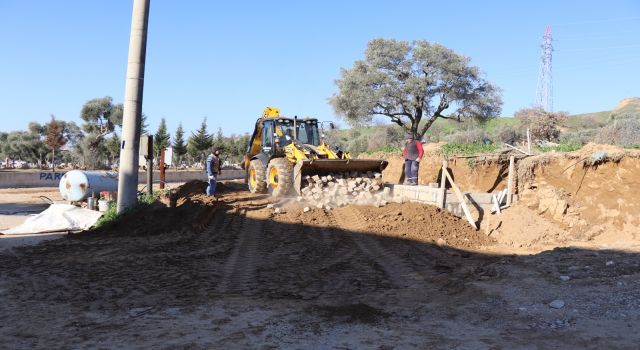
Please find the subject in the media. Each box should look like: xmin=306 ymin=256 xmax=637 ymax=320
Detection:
xmin=1 ymin=180 xmax=640 ymax=349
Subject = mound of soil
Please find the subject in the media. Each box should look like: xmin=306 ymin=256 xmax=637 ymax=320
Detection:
xmin=354 ymin=203 xmax=494 ymax=249
xmin=89 ymin=180 xmax=219 ymax=237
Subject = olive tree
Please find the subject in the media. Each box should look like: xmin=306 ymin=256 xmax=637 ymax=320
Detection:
xmin=79 ymin=96 xmax=123 ymax=168
xmin=329 ymin=39 xmax=502 ymax=139
xmin=80 ymin=96 xmax=124 ymax=137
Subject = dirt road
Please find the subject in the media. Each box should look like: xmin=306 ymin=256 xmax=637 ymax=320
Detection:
xmin=1 ymin=181 xmax=639 ymax=349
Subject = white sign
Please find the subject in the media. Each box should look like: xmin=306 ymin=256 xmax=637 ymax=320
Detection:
xmin=164 ymin=147 xmax=173 ymax=166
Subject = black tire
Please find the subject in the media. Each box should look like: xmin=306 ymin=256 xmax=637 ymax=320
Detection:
xmin=247 ymin=159 xmax=267 ymax=193
xmin=266 ymin=158 xmax=294 ymax=197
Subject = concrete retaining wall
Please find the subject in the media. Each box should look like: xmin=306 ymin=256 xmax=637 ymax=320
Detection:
xmin=389 ymin=184 xmax=511 ymax=220
xmin=0 ymin=170 xmax=245 ymax=189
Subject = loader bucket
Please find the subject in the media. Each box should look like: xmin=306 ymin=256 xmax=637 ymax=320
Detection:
xmin=293 ymin=159 xmax=388 ymax=194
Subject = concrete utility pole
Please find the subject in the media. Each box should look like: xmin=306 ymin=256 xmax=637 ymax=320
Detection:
xmin=117 ymin=0 xmax=151 ymax=213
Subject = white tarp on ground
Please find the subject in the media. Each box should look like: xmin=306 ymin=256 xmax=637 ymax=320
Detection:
xmin=1 ymin=204 xmax=103 ymax=235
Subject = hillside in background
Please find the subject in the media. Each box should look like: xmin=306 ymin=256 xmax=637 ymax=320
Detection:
xmin=326 ymin=98 xmax=640 ymax=156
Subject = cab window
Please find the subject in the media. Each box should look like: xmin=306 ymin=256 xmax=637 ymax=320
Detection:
xmin=262 ymin=121 xmax=274 ymax=149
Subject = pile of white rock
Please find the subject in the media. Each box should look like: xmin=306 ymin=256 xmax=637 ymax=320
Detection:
xmin=298 ymin=171 xmax=392 ymax=211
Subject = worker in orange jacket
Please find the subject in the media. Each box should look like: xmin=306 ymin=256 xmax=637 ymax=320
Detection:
xmin=402 ymin=134 xmax=424 ymax=185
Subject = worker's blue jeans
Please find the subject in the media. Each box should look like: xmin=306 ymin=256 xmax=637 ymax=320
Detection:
xmin=404 ymin=160 xmax=419 ymax=184
xmin=206 ymin=174 xmax=217 ymax=196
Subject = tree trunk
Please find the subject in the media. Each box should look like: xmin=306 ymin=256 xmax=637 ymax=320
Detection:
xmin=412 ymin=107 xmax=423 ymax=139
xmin=52 ymin=148 xmax=56 ymax=172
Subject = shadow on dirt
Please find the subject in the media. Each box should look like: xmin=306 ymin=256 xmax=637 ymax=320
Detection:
xmin=1 ymin=181 xmax=639 ymax=348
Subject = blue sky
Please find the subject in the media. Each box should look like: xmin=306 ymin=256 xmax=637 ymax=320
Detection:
xmin=1 ymin=1 xmax=638 ymax=136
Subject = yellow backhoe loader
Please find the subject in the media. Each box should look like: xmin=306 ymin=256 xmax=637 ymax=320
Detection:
xmin=243 ymin=107 xmax=388 ymax=196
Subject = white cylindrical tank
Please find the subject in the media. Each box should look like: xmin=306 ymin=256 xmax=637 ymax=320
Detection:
xmin=59 ymin=170 xmax=119 ymax=202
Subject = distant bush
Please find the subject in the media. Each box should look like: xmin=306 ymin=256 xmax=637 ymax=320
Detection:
xmin=439 ymin=143 xmax=499 ymax=157
xmin=574 ymin=115 xmax=607 ymax=129
xmin=386 ymin=125 xmax=406 ymax=144
xmin=560 ymin=129 xmax=597 ymax=145
xmin=444 ymin=128 xmax=486 ymax=144
xmin=493 ymin=123 xmax=522 ymax=144
xmin=348 ymin=138 xmax=368 ymax=156
xmin=369 ymin=144 xmax=403 ymax=154
xmin=616 ymin=119 xmax=640 ymax=146
xmin=366 ymin=128 xmax=388 ymax=150
xmin=596 ymin=118 xmax=640 ymax=147
xmin=515 ymin=106 xmax=568 ymax=141
xmin=423 ymin=122 xmax=447 ymax=142
xmin=538 ymin=141 xmax=583 ymax=153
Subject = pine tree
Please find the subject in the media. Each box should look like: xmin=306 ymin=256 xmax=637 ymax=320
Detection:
xmin=187 ymin=117 xmax=213 ymax=163
xmin=153 ymin=118 xmax=171 ymax=159
xmin=44 ymin=115 xmax=66 ymax=171
xmin=213 ymin=127 xmax=225 ymax=151
xmin=173 ymin=123 xmax=187 ymax=165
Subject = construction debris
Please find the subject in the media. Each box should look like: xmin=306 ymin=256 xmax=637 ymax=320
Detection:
xmin=299 ymin=171 xmax=392 ymax=209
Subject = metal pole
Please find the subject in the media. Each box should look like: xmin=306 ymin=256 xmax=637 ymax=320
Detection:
xmin=146 ymin=134 xmax=153 ymax=195
xmin=117 ymin=0 xmax=150 ymax=213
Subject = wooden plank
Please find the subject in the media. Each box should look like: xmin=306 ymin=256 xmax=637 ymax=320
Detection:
xmin=506 ymin=155 xmax=515 ymax=206
xmin=492 ymin=194 xmax=501 ymax=214
xmin=438 ymin=160 xmax=447 ymax=209
xmin=497 ymin=188 xmax=507 ymax=205
xmin=443 ymin=170 xmax=477 ymax=230
xmin=504 ymin=143 xmax=531 ymax=156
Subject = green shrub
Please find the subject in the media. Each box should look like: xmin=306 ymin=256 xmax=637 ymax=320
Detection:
xmin=537 ymin=141 xmax=583 ymax=153
xmin=95 ymin=205 xmax=119 ymax=227
xmin=444 ymin=129 xmax=486 ymax=144
xmin=94 ymin=192 xmax=160 ymax=228
xmin=439 ymin=143 xmax=500 ymax=157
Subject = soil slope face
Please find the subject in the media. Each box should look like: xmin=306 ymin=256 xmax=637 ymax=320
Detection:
xmin=1 ymin=181 xmax=640 ymax=349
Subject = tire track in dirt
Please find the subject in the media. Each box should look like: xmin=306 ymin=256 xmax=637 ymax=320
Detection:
xmin=216 ymin=209 xmax=265 ymax=294
xmin=331 ymin=206 xmax=426 ymax=289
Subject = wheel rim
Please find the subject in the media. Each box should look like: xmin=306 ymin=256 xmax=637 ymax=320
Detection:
xmin=249 ymin=168 xmax=256 ymax=189
xmin=269 ymin=167 xmax=279 ymax=189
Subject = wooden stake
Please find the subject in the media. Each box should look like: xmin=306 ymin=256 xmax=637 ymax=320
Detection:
xmin=527 ymin=128 xmax=532 ymax=154
xmin=506 ymin=155 xmax=514 ymax=206
xmin=159 ymin=147 xmax=166 ymax=190
xmin=443 ymin=170 xmax=477 ymax=230
xmin=438 ymin=159 xmax=447 ymax=209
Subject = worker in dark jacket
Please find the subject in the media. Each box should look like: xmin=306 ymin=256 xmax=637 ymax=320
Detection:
xmin=206 ymin=148 xmax=222 ymax=196
xmin=402 ymin=134 xmax=424 ymax=185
